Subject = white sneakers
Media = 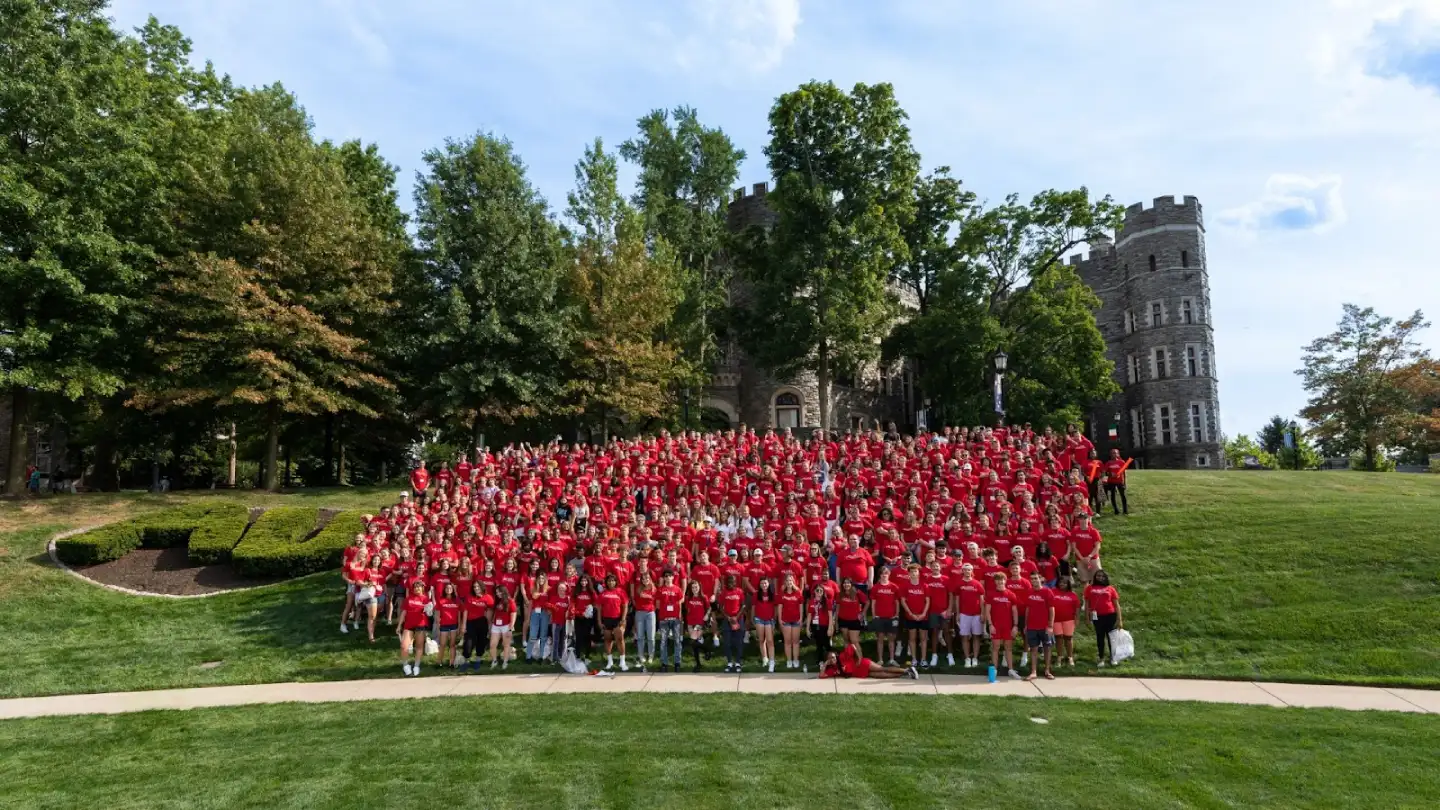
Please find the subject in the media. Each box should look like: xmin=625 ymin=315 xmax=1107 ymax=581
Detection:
xmin=620 ymin=657 xmax=629 ymax=672
xmin=340 ymin=623 xmax=348 ymax=634
xmin=929 ymin=654 xmax=938 ymax=667
xmin=1008 ymin=669 xmax=1021 ymax=679
xmin=947 ymin=653 xmax=955 ymax=666
xmin=402 ymin=663 xmax=412 ymax=676
xmin=1021 ymin=653 xmax=1029 ymax=668
xmin=768 ymin=659 xmax=776 ymax=673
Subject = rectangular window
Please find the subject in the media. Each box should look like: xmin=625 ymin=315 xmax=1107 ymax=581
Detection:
xmin=1150 ymin=301 xmax=1163 ymax=326
xmin=1181 ymin=298 xmax=1194 ymax=324
xmin=1130 ymin=408 xmax=1144 ymax=448
xmin=1154 ymin=348 xmax=1169 ymax=379
xmin=1124 ymin=309 xmax=1136 ymax=334
xmin=1158 ymin=404 xmax=1173 ymax=445
xmin=1126 ymin=354 xmax=1140 ymax=385
xmin=1186 ymin=344 xmax=1199 ymax=376
xmin=1181 ymin=250 xmax=1189 ymax=268
xmin=1195 ymin=454 xmax=1210 ymax=468
xmin=1201 ymin=348 xmax=1210 ymax=377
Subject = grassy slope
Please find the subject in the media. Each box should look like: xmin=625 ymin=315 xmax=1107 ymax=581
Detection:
xmin=1 ymin=694 xmax=1437 ymax=810
xmin=0 ymin=471 xmax=1436 ymax=698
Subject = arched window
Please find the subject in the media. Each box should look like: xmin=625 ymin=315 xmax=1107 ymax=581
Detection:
xmin=1148 ymin=254 xmax=1157 ymax=272
xmin=774 ymin=392 xmax=801 ymax=429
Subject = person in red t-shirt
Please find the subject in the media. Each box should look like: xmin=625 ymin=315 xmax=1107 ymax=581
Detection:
xmin=752 ymin=578 xmax=779 ymax=672
xmin=682 ymin=579 xmax=711 ymax=672
xmin=868 ymin=566 xmax=902 ymax=666
xmin=598 ymin=573 xmax=631 ymax=671
xmin=718 ymin=575 xmax=748 ymax=672
xmin=899 ymin=565 xmax=930 ymax=668
xmin=545 ymin=582 xmax=572 ymax=665
xmin=410 ymin=461 xmax=431 ymax=506
xmin=1082 ymin=569 xmax=1124 ymax=667
xmin=923 ymin=560 xmax=953 ymax=668
xmin=1102 ymin=449 xmax=1132 ymax=515
xmin=397 ymin=579 xmax=434 ymax=677
xmin=819 ymin=642 xmax=917 ymax=680
xmin=488 ymin=584 xmax=518 ymax=669
xmin=835 ymin=578 xmax=870 ymax=649
xmin=459 ymin=581 xmax=494 ymax=671
xmin=983 ymin=572 xmax=1021 ymax=679
xmin=1022 ymin=572 xmax=1055 ymax=681
xmin=777 ymin=571 xmax=807 ymax=670
xmin=1050 ymin=576 xmax=1082 ymax=667
xmin=951 ymin=563 xmax=986 ymax=668
xmin=434 ymin=581 xmax=463 ymax=669
xmin=656 ymin=570 xmax=685 ymax=672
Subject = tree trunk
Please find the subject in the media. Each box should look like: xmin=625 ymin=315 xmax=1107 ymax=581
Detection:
xmin=1364 ymin=443 xmax=1376 ymax=472
xmin=263 ymin=404 xmax=281 ymax=492
xmin=323 ymin=413 xmax=336 ymax=486
xmin=472 ymin=417 xmax=484 ymax=451
xmin=4 ymin=387 xmax=29 ymax=495
xmin=92 ymin=430 xmax=119 ymax=492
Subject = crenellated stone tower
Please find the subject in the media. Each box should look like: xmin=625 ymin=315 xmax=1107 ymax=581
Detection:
xmin=1072 ymin=195 xmax=1223 ymax=469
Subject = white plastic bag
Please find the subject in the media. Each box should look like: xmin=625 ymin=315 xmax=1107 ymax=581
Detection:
xmin=1109 ymin=628 xmax=1134 ymax=664
xmin=559 ymin=649 xmax=590 ymax=675
xmin=425 ymin=638 xmax=440 ymax=656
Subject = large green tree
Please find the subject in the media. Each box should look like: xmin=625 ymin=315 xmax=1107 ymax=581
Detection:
xmin=1298 ymin=304 xmax=1439 ymax=471
xmin=734 ymin=81 xmax=919 ymax=430
xmin=565 ymin=138 xmax=683 ymax=440
xmin=888 ymin=189 xmax=1122 ymax=427
xmin=0 ymin=1 xmax=199 ymax=493
xmin=618 ymin=107 xmax=745 ymax=396
xmin=136 ymin=86 xmax=394 ymax=490
xmin=411 ymin=133 xmax=571 ymax=444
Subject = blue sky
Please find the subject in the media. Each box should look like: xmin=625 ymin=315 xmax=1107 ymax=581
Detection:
xmin=108 ymin=0 xmax=1440 ymax=439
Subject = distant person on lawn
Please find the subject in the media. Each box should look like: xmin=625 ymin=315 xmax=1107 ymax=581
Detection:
xmin=1103 ymin=449 xmax=1132 ymax=515
xmin=410 ymin=461 xmax=430 ymax=507
xmin=1083 ymin=570 xmax=1124 ymax=667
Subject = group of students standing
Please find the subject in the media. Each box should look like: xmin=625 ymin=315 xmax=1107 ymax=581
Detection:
xmin=337 ymin=423 xmax=1131 ymax=679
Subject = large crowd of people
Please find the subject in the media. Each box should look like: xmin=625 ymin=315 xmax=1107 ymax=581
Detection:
xmin=337 ymin=423 xmax=1131 ymax=680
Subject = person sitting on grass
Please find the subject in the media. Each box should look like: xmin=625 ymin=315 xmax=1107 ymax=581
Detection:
xmin=819 ymin=642 xmax=918 ymax=680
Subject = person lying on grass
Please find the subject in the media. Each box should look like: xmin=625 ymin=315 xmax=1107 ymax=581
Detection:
xmin=819 ymin=643 xmax=919 ymax=680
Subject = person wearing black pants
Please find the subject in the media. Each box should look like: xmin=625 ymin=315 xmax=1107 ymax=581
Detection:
xmin=1106 ymin=483 xmax=1128 ymax=516
xmin=459 ymin=584 xmax=490 ymax=672
xmin=724 ymin=623 xmax=746 ymax=671
xmin=1083 ymin=570 xmax=1123 ymax=666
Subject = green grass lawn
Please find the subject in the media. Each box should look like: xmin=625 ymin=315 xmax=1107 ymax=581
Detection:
xmin=1 ymin=694 xmax=1436 ymax=809
xmin=0 ymin=471 xmax=1437 ymax=698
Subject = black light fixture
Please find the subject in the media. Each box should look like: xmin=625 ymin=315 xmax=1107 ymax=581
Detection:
xmin=993 ymin=349 xmax=1008 ymax=373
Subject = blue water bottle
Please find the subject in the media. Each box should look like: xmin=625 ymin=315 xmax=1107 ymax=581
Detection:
xmin=987 ymin=665 xmax=997 ymax=683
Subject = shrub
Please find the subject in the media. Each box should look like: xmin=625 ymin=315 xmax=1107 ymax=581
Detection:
xmin=54 ymin=501 xmax=248 ymax=566
xmin=291 ymin=511 xmax=366 ymax=576
xmin=229 ymin=507 xmax=323 ymax=579
xmin=54 ymin=520 xmax=145 ymax=566
xmin=185 ymin=503 xmax=254 ymax=565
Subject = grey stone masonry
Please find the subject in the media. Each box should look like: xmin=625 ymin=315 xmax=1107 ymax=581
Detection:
xmin=1072 ymin=195 xmax=1223 ymax=469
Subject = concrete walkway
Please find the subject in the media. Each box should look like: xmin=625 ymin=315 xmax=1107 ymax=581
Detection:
xmin=2 ymin=674 xmax=1437 ymax=720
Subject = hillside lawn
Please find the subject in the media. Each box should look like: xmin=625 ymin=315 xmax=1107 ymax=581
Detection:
xmin=0 ymin=471 xmax=1436 ymax=699
xmin=2 ymin=694 xmax=1437 ymax=809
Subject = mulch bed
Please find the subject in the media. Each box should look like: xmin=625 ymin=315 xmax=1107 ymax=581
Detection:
xmin=75 ymin=547 xmax=281 ymax=596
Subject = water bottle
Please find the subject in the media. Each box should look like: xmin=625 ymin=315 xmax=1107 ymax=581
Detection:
xmin=987 ymin=665 xmax=997 ymax=683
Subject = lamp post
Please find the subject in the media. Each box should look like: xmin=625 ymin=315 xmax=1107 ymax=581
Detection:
xmin=992 ymin=349 xmax=1008 ymax=423
xmin=683 ymin=389 xmax=691 ymax=433
xmin=215 ymin=423 xmax=237 ymax=488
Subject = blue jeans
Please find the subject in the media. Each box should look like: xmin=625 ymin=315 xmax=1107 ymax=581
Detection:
xmin=634 ymin=610 xmax=656 ymax=659
xmin=526 ymin=610 xmax=550 ymax=657
xmin=548 ymin=620 xmax=568 ymax=662
xmin=828 ymin=552 xmax=839 ymax=583
xmin=658 ymin=618 xmax=683 ymax=665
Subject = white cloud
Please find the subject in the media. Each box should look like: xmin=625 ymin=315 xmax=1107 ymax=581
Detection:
xmin=1217 ymin=175 xmax=1348 ymax=234
xmin=673 ymin=0 xmax=802 ymax=74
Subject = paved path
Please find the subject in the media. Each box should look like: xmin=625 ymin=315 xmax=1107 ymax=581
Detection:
xmin=2 ymin=674 xmax=1437 ymax=720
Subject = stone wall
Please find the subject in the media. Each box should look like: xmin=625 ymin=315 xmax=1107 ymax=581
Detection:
xmin=1073 ymin=195 xmax=1224 ymax=469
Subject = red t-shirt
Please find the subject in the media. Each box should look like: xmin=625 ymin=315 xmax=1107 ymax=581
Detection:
xmin=986 ymin=591 xmax=1016 ymax=634
xmin=1072 ymin=528 xmax=1101 ymax=558
xmin=656 ymin=585 xmax=683 ymax=620
xmin=598 ymin=589 xmax=627 ymax=620
xmin=683 ymin=595 xmax=709 ymax=625
xmin=753 ymin=595 xmax=777 ymax=622
xmin=464 ymin=593 xmax=494 ymax=622
xmin=691 ymin=563 xmax=721 ymax=599
xmin=778 ymin=590 xmax=805 ymax=624
xmin=836 ymin=547 xmax=874 ymax=584
xmin=923 ymin=574 xmax=950 ymax=617
xmin=951 ymin=578 xmax=984 ymax=616
xmin=491 ymin=598 xmax=515 ymax=627
xmin=546 ymin=595 xmax=571 ymax=624
xmin=900 ymin=581 xmax=929 ymax=619
xmin=1023 ymin=588 xmax=1053 ymax=631
xmin=719 ymin=587 xmax=746 ymax=619
xmin=1084 ymin=585 xmax=1118 ymax=615
xmin=869 ymin=581 xmax=900 ymax=619
xmin=632 ymin=586 xmax=657 ymax=613
xmin=1051 ymin=589 xmax=1080 ymax=622
xmin=836 ymin=591 xmax=868 ymax=622
xmin=402 ymin=595 xmax=431 ymax=630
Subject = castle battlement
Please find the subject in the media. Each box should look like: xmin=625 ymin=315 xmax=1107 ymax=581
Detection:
xmin=732 ymin=181 xmax=771 ymax=202
xmin=1120 ymin=195 xmax=1203 ymax=235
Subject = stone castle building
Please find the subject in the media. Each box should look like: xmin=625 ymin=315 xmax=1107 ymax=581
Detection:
xmin=711 ymin=184 xmax=1222 ymax=470
xmin=702 ymin=182 xmax=920 ymax=433
xmin=1073 ymin=195 xmax=1223 ymax=469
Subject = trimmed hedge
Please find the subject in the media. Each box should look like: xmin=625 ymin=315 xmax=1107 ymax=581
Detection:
xmin=185 ymin=503 xmax=253 ymax=565
xmin=54 ymin=501 xmax=249 ymax=567
xmin=229 ymin=507 xmax=323 ymax=579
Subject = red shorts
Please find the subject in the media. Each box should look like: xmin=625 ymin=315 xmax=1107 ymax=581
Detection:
xmin=991 ymin=627 xmax=1014 ymax=642
xmin=845 ymin=658 xmax=873 ymax=678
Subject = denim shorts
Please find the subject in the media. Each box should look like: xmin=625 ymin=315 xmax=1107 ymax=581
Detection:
xmin=754 ymin=619 xmax=773 ymax=627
